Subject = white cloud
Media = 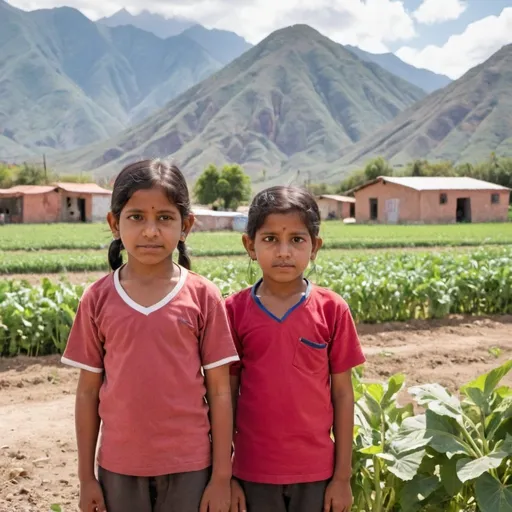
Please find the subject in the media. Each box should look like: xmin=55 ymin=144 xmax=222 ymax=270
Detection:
xmin=413 ymin=0 xmax=467 ymax=25
xmin=6 ymin=0 xmax=416 ymax=52
xmin=397 ymin=7 xmax=512 ymax=79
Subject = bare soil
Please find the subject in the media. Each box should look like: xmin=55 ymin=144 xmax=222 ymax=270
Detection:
xmin=1 ymin=316 xmax=511 ymax=512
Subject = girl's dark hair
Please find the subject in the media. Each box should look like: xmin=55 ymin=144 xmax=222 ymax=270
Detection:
xmin=108 ymin=159 xmax=192 ymax=271
xmin=246 ymin=186 xmax=321 ymax=240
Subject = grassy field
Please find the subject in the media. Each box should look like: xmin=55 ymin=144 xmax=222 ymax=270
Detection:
xmin=0 ymin=222 xmax=511 ymax=253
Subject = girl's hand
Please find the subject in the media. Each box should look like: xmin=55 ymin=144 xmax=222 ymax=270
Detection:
xmin=200 ymin=477 xmax=231 ymax=512
xmin=323 ymin=479 xmax=353 ymax=512
xmin=230 ymin=479 xmax=247 ymax=512
xmin=79 ymin=478 xmax=107 ymax=512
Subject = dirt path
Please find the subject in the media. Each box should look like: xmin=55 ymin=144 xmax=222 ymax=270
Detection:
xmin=1 ymin=316 xmax=511 ymax=511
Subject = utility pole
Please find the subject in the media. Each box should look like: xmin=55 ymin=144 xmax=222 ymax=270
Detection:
xmin=43 ymin=154 xmax=47 ymax=183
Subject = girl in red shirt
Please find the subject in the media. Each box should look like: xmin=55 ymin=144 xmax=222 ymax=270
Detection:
xmin=62 ymin=160 xmax=238 ymax=512
xmin=227 ymin=186 xmax=365 ymax=512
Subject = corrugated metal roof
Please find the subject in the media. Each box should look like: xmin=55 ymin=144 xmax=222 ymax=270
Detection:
xmin=193 ymin=208 xmax=247 ymax=217
xmin=381 ymin=176 xmax=510 ymax=191
xmin=0 ymin=185 xmax=56 ymax=196
xmin=56 ymin=182 xmax=112 ymax=195
xmin=318 ymin=194 xmax=356 ymax=203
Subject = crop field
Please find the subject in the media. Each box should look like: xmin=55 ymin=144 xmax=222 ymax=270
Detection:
xmin=1 ymin=224 xmax=511 ymax=511
xmin=1 ymin=221 xmax=512 ymax=252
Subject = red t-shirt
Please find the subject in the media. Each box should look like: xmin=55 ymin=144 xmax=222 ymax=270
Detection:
xmin=62 ymin=267 xmax=239 ymax=477
xmin=226 ymin=280 xmax=365 ymax=484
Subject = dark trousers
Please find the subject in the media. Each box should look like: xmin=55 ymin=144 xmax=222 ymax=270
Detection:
xmin=98 ymin=466 xmax=210 ymax=512
xmin=239 ymin=479 xmax=329 ymax=512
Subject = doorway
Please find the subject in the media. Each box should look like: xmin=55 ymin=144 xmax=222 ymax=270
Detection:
xmin=369 ymin=198 xmax=378 ymax=221
xmin=456 ymin=198 xmax=471 ymax=223
xmin=78 ymin=198 xmax=86 ymax=222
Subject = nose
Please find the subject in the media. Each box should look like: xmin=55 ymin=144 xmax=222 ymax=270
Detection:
xmin=276 ymin=241 xmax=291 ymax=258
xmin=142 ymin=221 xmax=159 ymax=238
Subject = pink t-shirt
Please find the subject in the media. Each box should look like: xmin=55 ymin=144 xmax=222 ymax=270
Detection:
xmin=226 ymin=281 xmax=366 ymax=484
xmin=62 ymin=267 xmax=239 ymax=477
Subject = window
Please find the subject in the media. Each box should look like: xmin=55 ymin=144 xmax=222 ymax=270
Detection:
xmin=440 ymin=193 xmax=448 ymax=205
xmin=491 ymin=193 xmax=500 ymax=204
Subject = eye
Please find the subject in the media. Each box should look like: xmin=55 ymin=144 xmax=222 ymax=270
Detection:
xmin=292 ymin=237 xmax=305 ymax=243
xmin=159 ymin=215 xmax=173 ymax=221
xmin=128 ymin=214 xmax=143 ymax=221
xmin=263 ymin=235 xmax=276 ymax=242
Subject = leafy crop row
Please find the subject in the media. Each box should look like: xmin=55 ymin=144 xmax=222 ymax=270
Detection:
xmin=1 ymin=248 xmax=512 ymax=356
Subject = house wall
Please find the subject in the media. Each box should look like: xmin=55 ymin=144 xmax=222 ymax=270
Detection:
xmin=317 ymin=199 xmax=353 ymax=220
xmin=22 ymin=192 xmax=60 ymax=223
xmin=192 ymin=214 xmax=235 ymax=232
xmin=91 ymin=195 xmax=111 ymax=222
xmin=420 ymin=190 xmax=509 ymax=223
xmin=59 ymin=191 xmax=93 ymax=222
xmin=354 ymin=182 xmax=420 ymax=223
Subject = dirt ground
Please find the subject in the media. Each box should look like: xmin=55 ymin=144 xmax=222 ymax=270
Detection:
xmin=1 ymin=315 xmax=511 ymax=512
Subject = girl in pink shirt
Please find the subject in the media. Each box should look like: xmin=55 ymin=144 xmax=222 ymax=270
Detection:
xmin=62 ymin=160 xmax=239 ymax=512
xmin=227 ymin=186 xmax=365 ymax=512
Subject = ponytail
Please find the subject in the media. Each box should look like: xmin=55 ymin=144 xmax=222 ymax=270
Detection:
xmin=108 ymin=238 xmax=124 ymax=271
xmin=177 ymin=240 xmax=191 ymax=270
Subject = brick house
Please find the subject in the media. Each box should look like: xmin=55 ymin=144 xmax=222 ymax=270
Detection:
xmin=0 ymin=183 xmax=111 ymax=224
xmin=316 ymin=194 xmax=356 ymax=220
xmin=352 ymin=176 xmax=510 ymax=224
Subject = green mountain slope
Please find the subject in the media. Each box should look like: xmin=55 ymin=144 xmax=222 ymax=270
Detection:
xmin=0 ymin=2 xmax=222 ymax=158
xmin=346 ymin=45 xmax=451 ymax=93
xmin=50 ymin=24 xmax=426 ymax=182
xmin=336 ymin=43 xmax=512 ymax=170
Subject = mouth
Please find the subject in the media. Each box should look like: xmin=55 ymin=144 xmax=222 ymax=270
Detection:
xmin=137 ymin=244 xmax=164 ymax=249
xmin=272 ymin=263 xmax=295 ymax=268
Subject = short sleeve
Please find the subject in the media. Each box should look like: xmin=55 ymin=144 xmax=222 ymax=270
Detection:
xmin=226 ymin=298 xmax=243 ymax=377
xmin=200 ymin=295 xmax=240 ymax=371
xmin=329 ymin=303 xmax=366 ymax=374
xmin=61 ymin=288 xmax=104 ymax=373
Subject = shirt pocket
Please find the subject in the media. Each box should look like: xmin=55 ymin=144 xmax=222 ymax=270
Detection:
xmin=292 ymin=337 xmax=328 ymax=374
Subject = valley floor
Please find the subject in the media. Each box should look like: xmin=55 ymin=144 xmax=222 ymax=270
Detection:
xmin=1 ymin=315 xmax=511 ymax=511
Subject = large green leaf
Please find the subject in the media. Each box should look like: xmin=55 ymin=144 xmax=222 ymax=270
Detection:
xmin=424 ymin=410 xmax=472 ymax=455
xmin=391 ymin=415 xmax=430 ymax=452
xmin=409 ymin=383 xmax=462 ymax=422
xmin=440 ymin=456 xmax=463 ymax=496
xmin=456 ymin=453 xmax=508 ymax=483
xmin=382 ymin=373 xmax=406 ymax=407
xmin=475 ymin=473 xmax=512 ymax=512
xmin=377 ymin=447 xmax=426 ymax=481
xmin=462 ymin=361 xmax=512 ymax=414
xmin=400 ymin=474 xmax=440 ymax=512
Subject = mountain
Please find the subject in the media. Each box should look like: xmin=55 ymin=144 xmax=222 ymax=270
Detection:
xmin=336 ymin=43 xmax=512 ymax=169
xmin=98 ymin=8 xmax=195 ymax=38
xmin=0 ymin=2 xmax=222 ymax=159
xmin=50 ymin=24 xmax=427 ymax=182
xmin=182 ymin=25 xmax=253 ymax=65
xmin=346 ymin=45 xmax=452 ymax=93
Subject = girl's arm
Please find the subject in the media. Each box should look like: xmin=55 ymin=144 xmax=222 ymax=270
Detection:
xmin=76 ymin=369 xmax=102 ymax=482
xmin=205 ymin=365 xmax=234 ymax=481
xmin=324 ymin=371 xmax=355 ymax=511
xmin=331 ymin=371 xmax=355 ymax=481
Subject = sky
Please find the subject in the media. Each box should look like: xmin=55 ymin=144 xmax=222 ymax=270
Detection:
xmin=5 ymin=0 xmax=512 ymax=80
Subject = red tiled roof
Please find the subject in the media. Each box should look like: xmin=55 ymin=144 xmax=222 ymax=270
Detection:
xmin=0 ymin=185 xmax=56 ymax=196
xmin=56 ymin=182 xmax=112 ymax=195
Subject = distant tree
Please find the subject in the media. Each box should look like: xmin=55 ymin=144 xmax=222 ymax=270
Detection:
xmin=194 ymin=164 xmax=220 ymax=205
xmin=338 ymin=168 xmax=366 ymax=194
xmin=218 ymin=164 xmax=251 ymax=210
xmin=411 ymin=159 xmax=425 ymax=176
xmin=15 ymin=163 xmax=50 ymax=185
xmin=0 ymin=165 xmax=15 ymax=188
xmin=193 ymin=163 xmax=251 ymax=209
xmin=363 ymin=157 xmax=394 ymax=181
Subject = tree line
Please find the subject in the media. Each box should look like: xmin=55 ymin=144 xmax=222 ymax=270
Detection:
xmin=0 ymin=163 xmax=94 ymax=188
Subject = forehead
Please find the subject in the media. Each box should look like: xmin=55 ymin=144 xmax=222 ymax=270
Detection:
xmin=258 ymin=212 xmax=309 ymax=233
xmin=123 ymin=186 xmax=178 ymax=211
